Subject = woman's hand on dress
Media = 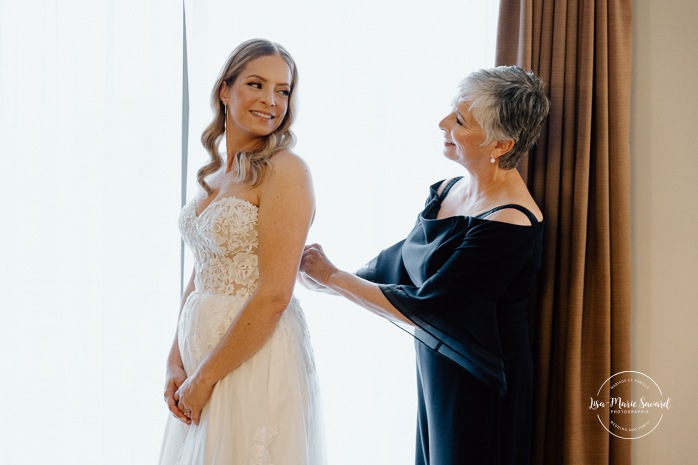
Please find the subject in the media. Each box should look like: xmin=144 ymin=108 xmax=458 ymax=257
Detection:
xmin=296 ymin=270 xmax=328 ymax=292
xmin=164 ymin=365 xmax=191 ymax=425
xmin=299 ymin=244 xmax=339 ymax=289
xmin=174 ymin=371 xmax=214 ymax=426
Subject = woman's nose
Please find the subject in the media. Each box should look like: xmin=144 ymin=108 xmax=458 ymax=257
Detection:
xmin=260 ymin=89 xmax=276 ymax=107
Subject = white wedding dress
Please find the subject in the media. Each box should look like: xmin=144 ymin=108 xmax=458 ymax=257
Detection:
xmin=159 ymin=196 xmax=326 ymax=465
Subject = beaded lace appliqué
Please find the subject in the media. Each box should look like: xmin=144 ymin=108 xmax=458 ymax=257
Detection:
xmin=179 ymin=197 xmax=260 ymax=296
xmin=249 ymin=426 xmax=278 ymax=465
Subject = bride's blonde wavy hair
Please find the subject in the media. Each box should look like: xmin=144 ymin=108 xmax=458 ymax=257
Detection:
xmin=198 ymin=38 xmax=298 ymax=193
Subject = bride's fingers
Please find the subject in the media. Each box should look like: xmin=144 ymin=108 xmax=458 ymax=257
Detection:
xmin=191 ymin=408 xmax=201 ymax=425
xmin=166 ymin=396 xmax=190 ymax=424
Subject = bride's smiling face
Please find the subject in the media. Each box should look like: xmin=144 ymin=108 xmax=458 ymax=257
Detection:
xmin=220 ymin=54 xmax=292 ymax=146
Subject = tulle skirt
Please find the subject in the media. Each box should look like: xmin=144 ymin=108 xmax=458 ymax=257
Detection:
xmin=159 ymin=291 xmax=326 ymax=465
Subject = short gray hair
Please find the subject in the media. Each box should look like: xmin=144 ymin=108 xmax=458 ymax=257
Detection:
xmin=454 ymin=65 xmax=550 ymax=169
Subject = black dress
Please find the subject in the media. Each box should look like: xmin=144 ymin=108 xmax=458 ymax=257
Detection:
xmin=356 ymin=177 xmax=543 ymax=465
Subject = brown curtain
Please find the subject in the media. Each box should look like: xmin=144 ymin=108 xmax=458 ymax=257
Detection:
xmin=495 ymin=0 xmax=632 ymax=464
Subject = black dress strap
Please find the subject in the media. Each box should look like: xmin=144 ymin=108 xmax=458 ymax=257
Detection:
xmin=475 ymin=204 xmax=540 ymax=225
xmin=437 ymin=176 xmax=464 ymax=202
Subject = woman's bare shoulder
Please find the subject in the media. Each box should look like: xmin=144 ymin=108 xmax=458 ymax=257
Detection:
xmin=487 ymin=193 xmax=543 ymax=225
xmin=435 ymin=176 xmax=464 ymax=196
xmin=261 ymin=150 xmax=313 ymax=192
xmin=270 ymin=150 xmax=310 ymax=172
xmin=485 ymin=207 xmax=541 ymax=226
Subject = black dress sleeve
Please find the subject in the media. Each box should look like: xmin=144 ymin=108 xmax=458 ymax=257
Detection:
xmin=355 ymin=180 xmax=442 ymax=284
xmin=371 ymin=219 xmax=542 ymax=395
xmin=355 ymin=239 xmax=411 ymax=285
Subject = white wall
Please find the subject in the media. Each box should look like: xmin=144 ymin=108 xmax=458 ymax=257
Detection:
xmin=631 ymin=0 xmax=698 ymax=462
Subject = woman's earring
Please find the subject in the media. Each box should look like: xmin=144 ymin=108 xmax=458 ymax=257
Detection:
xmin=224 ymin=105 xmax=227 ymax=131
xmin=490 ymin=155 xmax=496 ymax=164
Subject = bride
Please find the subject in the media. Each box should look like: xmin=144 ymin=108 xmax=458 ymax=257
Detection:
xmin=158 ymin=38 xmax=325 ymax=465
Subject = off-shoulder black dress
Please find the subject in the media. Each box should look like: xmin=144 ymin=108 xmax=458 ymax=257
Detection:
xmin=356 ymin=177 xmax=543 ymax=465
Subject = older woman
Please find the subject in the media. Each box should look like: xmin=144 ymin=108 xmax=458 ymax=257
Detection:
xmin=299 ymin=66 xmax=550 ymax=465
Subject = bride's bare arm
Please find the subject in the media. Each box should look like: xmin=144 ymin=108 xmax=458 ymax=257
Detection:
xmin=164 ymin=268 xmax=196 ymax=424
xmin=175 ymin=152 xmax=315 ymax=424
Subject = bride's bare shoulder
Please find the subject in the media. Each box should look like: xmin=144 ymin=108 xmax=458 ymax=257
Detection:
xmin=259 ymin=151 xmax=313 ymax=196
xmin=269 ymin=150 xmax=311 ymax=174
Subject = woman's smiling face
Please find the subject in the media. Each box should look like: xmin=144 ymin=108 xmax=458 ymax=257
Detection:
xmin=221 ymin=54 xmax=292 ymax=147
xmin=438 ymin=100 xmax=494 ymax=167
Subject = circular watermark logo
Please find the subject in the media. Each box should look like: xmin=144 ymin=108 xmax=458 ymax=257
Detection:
xmin=589 ymin=371 xmax=671 ymax=439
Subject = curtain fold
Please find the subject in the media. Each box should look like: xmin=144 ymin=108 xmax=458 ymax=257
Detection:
xmin=496 ymin=1 xmax=632 ymax=463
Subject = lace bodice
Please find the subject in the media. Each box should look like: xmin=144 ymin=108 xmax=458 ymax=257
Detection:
xmin=179 ymin=196 xmax=259 ymax=296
